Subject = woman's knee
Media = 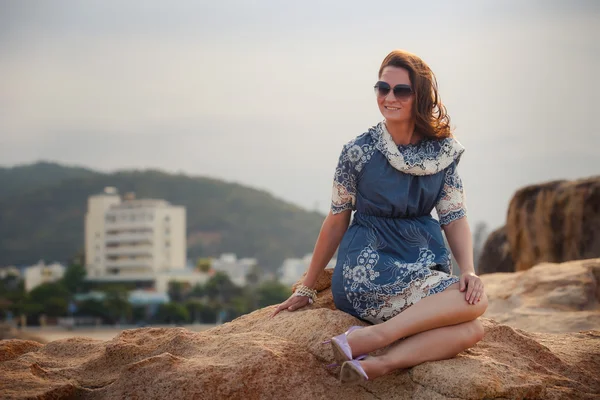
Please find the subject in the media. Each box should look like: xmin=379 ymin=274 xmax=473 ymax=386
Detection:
xmin=464 ymin=319 xmax=485 ymax=346
xmin=475 ymin=292 xmax=488 ymax=315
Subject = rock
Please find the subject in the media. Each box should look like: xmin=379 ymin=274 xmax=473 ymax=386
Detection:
xmin=292 ymin=267 xmax=334 ymax=292
xmin=506 ymin=176 xmax=600 ymax=271
xmin=2 ymin=293 xmax=600 ymax=399
xmin=477 ymin=226 xmax=514 ymax=274
xmin=482 ymin=258 xmax=600 ymax=333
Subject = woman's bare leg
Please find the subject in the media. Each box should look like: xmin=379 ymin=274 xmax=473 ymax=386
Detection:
xmin=346 ymin=283 xmax=488 ymax=357
xmin=357 ymin=319 xmax=485 ymax=379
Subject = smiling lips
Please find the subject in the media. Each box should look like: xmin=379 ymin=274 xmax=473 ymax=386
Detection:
xmin=385 ymin=106 xmax=401 ymax=111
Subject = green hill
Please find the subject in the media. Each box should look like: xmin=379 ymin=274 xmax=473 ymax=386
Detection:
xmin=0 ymin=161 xmax=99 ymax=200
xmin=0 ymin=162 xmax=325 ymax=270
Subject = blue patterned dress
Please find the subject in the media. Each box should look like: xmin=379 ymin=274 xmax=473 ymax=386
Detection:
xmin=330 ymin=121 xmax=467 ymax=324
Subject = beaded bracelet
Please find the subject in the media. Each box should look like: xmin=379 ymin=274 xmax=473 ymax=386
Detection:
xmin=293 ymin=284 xmax=317 ymax=304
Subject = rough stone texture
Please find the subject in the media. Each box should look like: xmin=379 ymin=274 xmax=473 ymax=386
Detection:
xmin=477 ymin=226 xmax=514 ymax=275
xmin=506 ymin=176 xmax=600 ymax=271
xmin=481 ymin=258 xmax=600 ymax=333
xmin=1 ymin=317 xmax=599 ymax=400
xmin=2 ymin=263 xmax=600 ymax=400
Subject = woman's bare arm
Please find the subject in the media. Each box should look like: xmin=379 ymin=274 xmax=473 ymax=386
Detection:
xmin=302 ymin=210 xmax=351 ymax=288
xmin=271 ymin=210 xmax=351 ymax=316
xmin=443 ymin=216 xmax=485 ymax=304
xmin=442 ymin=216 xmax=474 ymax=275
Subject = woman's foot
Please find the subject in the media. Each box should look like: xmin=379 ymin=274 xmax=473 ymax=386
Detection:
xmin=340 ymin=360 xmax=368 ymax=383
xmin=323 ymin=325 xmax=366 ymax=364
xmin=339 ymin=357 xmax=389 ymax=383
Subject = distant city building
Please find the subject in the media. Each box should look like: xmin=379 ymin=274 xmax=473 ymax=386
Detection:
xmin=278 ymin=253 xmax=336 ymax=286
xmin=24 ymin=261 xmax=66 ymax=292
xmin=211 ymin=253 xmax=257 ymax=287
xmin=84 ymin=187 xmax=191 ymax=290
xmin=0 ymin=266 xmax=21 ymax=280
xmin=85 ymin=187 xmax=186 ymax=277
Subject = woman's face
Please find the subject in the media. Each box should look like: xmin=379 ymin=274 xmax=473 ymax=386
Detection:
xmin=376 ymin=66 xmax=414 ymax=124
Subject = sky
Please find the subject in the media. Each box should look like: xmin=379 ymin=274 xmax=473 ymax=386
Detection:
xmin=1 ymin=0 xmax=599 ymax=231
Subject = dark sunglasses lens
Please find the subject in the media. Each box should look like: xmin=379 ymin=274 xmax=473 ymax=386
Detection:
xmin=393 ymin=86 xmax=413 ymax=99
xmin=374 ymin=82 xmax=391 ymax=97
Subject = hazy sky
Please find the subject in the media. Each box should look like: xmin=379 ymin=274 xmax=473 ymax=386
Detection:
xmin=1 ymin=0 xmax=599 ymax=230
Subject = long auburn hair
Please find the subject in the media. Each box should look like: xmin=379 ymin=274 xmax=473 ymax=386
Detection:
xmin=379 ymin=50 xmax=452 ymax=139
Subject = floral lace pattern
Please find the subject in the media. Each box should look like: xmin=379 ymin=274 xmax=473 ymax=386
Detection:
xmin=331 ymin=133 xmax=376 ymax=214
xmin=342 ymin=223 xmax=458 ymax=324
xmin=435 ymin=162 xmax=467 ymax=226
xmin=331 ymin=121 xmax=466 ymax=215
xmin=373 ymin=121 xmax=465 ymax=176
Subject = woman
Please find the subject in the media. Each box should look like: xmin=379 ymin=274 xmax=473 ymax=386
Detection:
xmin=272 ymin=49 xmax=487 ymax=383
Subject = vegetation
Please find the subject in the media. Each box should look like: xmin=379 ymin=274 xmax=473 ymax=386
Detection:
xmin=0 ymin=256 xmax=292 ymax=326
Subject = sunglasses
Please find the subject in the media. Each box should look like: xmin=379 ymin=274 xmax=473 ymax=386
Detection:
xmin=374 ymin=81 xmax=414 ymax=100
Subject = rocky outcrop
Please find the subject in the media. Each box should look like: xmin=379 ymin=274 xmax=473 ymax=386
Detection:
xmin=477 ymin=226 xmax=514 ymax=275
xmin=481 ymin=258 xmax=600 ymax=333
xmin=2 ymin=264 xmax=600 ymax=399
xmin=506 ymin=176 xmax=600 ymax=271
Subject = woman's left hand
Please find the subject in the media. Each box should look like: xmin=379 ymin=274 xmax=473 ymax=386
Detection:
xmin=459 ymin=272 xmax=484 ymax=305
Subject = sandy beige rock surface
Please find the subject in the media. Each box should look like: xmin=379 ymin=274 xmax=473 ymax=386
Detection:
xmin=2 ymin=266 xmax=600 ymax=400
xmin=482 ymin=258 xmax=600 ymax=333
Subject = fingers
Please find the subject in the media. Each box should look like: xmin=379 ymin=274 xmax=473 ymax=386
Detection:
xmin=465 ymin=280 xmax=475 ymax=302
xmin=271 ymin=296 xmax=309 ymax=318
xmin=465 ymin=279 xmax=485 ymax=305
xmin=459 ymin=275 xmax=467 ymax=292
xmin=271 ymin=299 xmax=292 ymax=318
xmin=473 ymin=288 xmax=484 ymax=304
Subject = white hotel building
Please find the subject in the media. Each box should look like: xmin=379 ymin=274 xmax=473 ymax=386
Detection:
xmin=85 ymin=187 xmax=204 ymax=291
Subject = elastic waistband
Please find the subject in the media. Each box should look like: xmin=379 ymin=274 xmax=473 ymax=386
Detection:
xmin=354 ymin=212 xmax=434 ymax=222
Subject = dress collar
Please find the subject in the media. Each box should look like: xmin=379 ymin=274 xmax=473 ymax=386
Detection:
xmin=370 ymin=121 xmax=465 ymax=176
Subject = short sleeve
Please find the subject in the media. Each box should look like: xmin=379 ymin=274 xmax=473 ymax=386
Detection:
xmin=331 ymin=144 xmax=358 ymax=214
xmin=435 ymin=162 xmax=467 ymax=226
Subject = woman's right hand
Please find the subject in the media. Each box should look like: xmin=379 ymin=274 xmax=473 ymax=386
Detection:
xmin=271 ymin=294 xmax=311 ymax=318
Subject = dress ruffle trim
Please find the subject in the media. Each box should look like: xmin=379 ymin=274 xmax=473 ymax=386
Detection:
xmin=370 ymin=121 xmax=465 ymax=176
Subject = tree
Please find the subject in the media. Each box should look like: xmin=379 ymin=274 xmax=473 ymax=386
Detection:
xmin=255 ymin=280 xmax=292 ymax=308
xmin=204 ymin=272 xmax=241 ymax=304
xmin=103 ymin=285 xmax=132 ymax=323
xmin=188 ymin=283 xmax=205 ymax=298
xmin=167 ymin=280 xmax=186 ymax=303
xmin=196 ymin=258 xmax=212 ymax=274
xmin=76 ymin=299 xmax=108 ymax=320
xmin=0 ymin=275 xmax=26 ymax=317
xmin=26 ymin=282 xmax=70 ymax=317
xmin=155 ymin=303 xmax=190 ymax=324
xmin=62 ymin=262 xmax=87 ymax=295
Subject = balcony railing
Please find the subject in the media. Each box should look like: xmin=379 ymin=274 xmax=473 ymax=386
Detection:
xmin=105 ymin=245 xmax=153 ymax=256
xmin=105 ymin=232 xmax=153 ymax=244
xmin=105 ymin=258 xmax=154 ymax=268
